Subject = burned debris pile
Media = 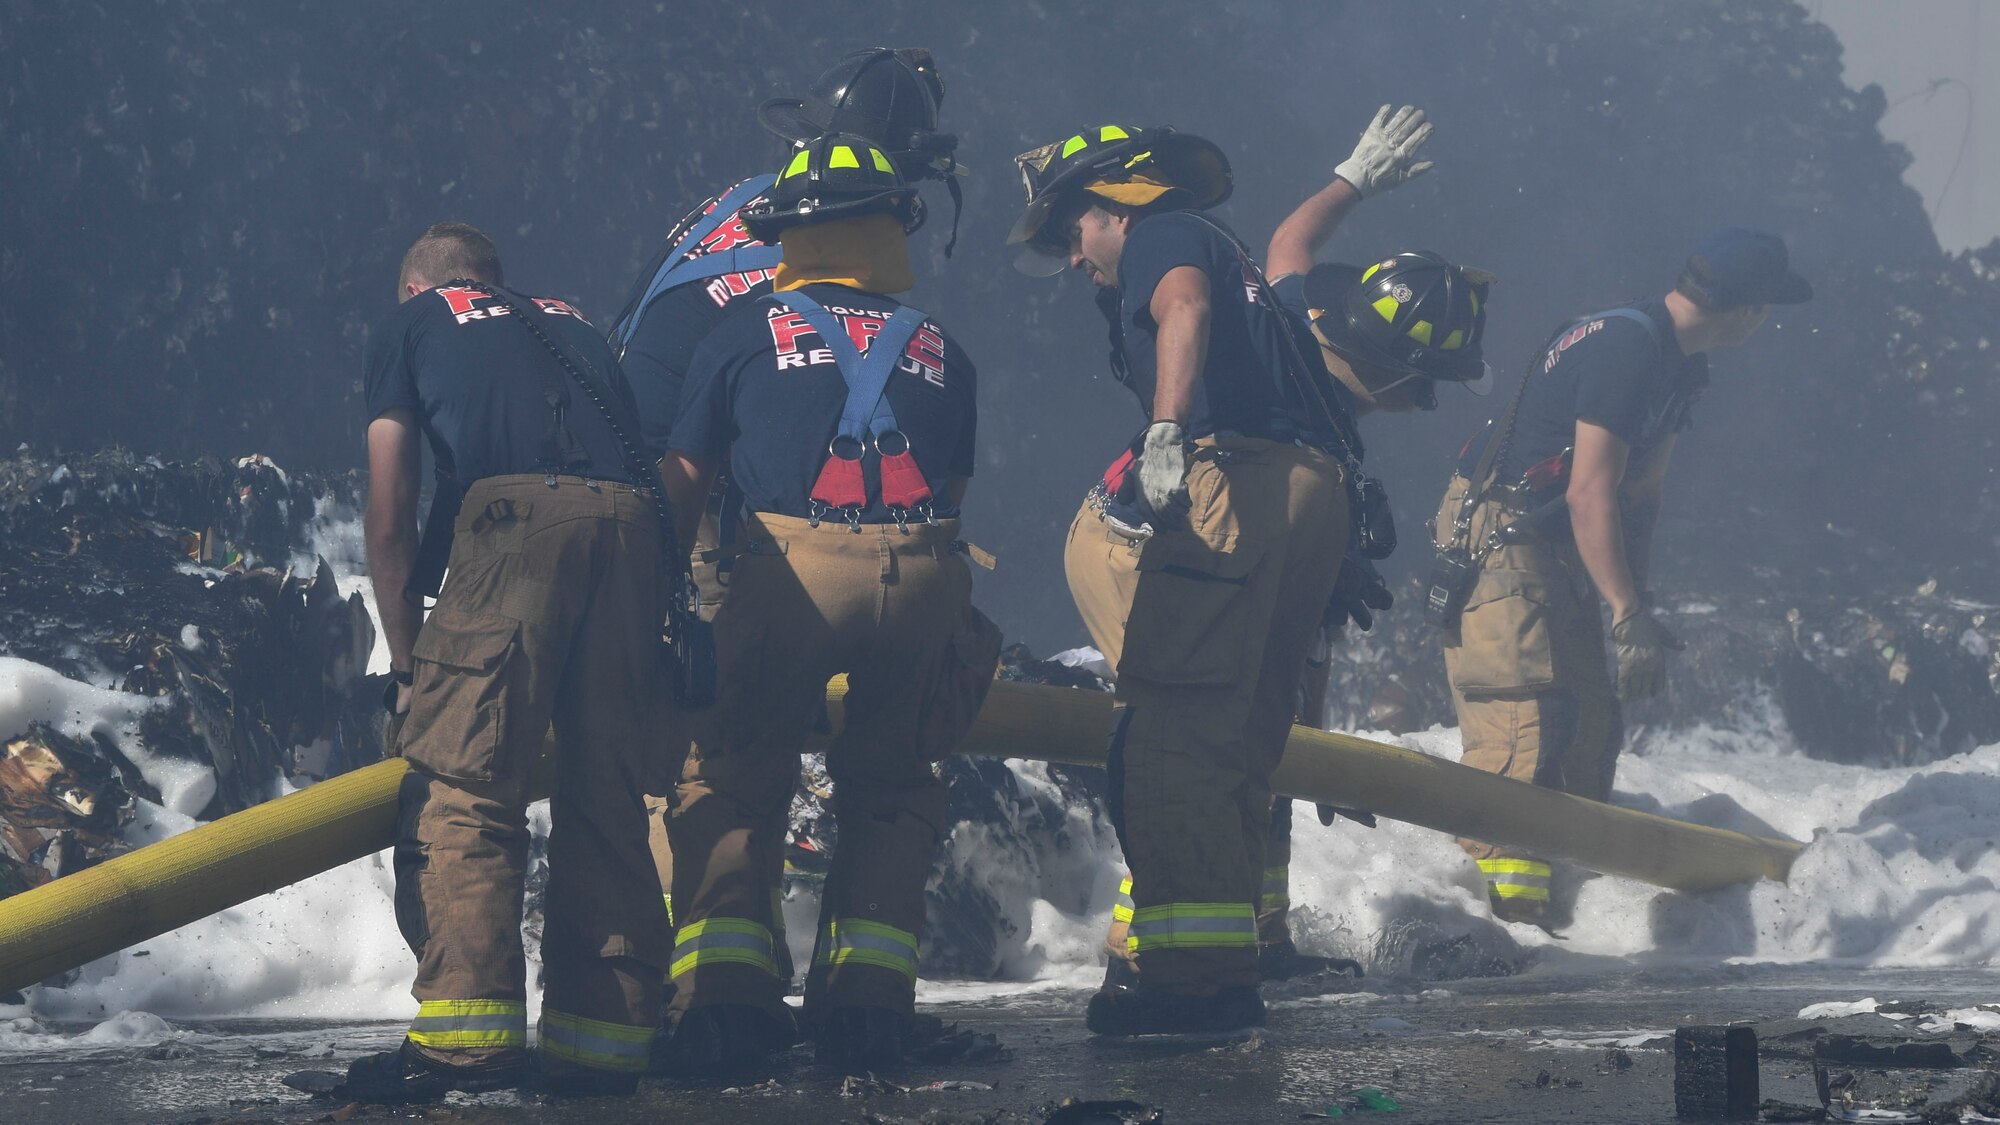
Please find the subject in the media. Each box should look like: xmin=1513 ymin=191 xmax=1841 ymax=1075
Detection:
xmin=1327 ymin=576 xmax=2000 ymax=767
xmin=0 ymin=448 xmax=384 ymax=893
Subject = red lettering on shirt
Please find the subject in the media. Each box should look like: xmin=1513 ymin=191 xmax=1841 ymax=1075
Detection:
xmin=437 ymin=286 xmax=486 ymax=317
xmin=769 ymin=309 xmax=816 ymax=355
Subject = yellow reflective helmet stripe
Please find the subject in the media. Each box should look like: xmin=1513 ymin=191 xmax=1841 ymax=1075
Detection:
xmin=408 ymin=998 xmax=526 ymax=1051
xmin=1361 ymin=262 xmax=1382 ymax=284
xmin=783 ymin=149 xmax=812 ymax=180
xmin=1061 ymin=134 xmax=1089 ymax=159
xmin=1100 ymin=125 xmax=1130 ymax=142
xmin=1441 ymin=328 xmax=1466 ymax=350
xmin=828 ymin=144 xmax=861 ymax=170
xmin=1409 ymin=318 xmax=1435 ymax=346
xmin=1371 ymin=295 xmax=1400 ymax=323
xmin=870 ymin=146 xmax=894 ymax=173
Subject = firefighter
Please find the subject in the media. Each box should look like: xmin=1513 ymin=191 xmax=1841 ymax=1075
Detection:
xmin=1011 ymin=125 xmax=1352 ymax=1035
xmin=1066 ymin=107 xmax=1487 ymax=985
xmin=352 ymin=224 xmax=674 ymax=1100
xmin=604 ymin=46 xmax=959 ymax=989
xmin=1259 ymin=104 xmax=1496 ymax=964
xmin=656 ymin=134 xmax=995 ymax=1073
xmin=1431 ymin=226 xmax=1811 ymax=925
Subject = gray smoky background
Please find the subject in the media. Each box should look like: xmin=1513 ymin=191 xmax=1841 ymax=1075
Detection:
xmin=3 ymin=1 xmax=1995 ymax=652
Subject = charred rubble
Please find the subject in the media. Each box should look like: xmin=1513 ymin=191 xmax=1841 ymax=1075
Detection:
xmin=0 ymin=447 xmax=383 ymax=892
xmin=1326 ymin=571 xmax=2000 ymax=767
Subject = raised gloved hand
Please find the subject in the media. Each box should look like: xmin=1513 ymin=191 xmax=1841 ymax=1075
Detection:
xmin=1334 ymin=104 xmax=1435 ymax=199
xmin=1324 ymin=553 xmax=1394 ymax=637
xmin=1611 ymin=608 xmax=1684 ymax=701
xmin=1136 ymin=421 xmax=1191 ymax=522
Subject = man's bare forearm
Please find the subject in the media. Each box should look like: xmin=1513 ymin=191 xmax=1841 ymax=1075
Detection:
xmin=660 ymin=451 xmax=715 ymax=558
xmin=1267 ymin=178 xmax=1364 ymax=282
xmin=366 ymin=517 xmax=424 ymax=672
xmin=1150 ymin=267 xmax=1212 ymax=424
xmin=1569 ymin=485 xmax=1641 ymax=622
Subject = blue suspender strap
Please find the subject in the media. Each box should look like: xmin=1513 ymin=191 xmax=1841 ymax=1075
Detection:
xmin=765 ymin=291 xmax=929 ymax=444
xmin=612 ymin=174 xmax=779 ymax=350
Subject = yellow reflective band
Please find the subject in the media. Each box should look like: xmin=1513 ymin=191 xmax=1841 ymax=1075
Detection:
xmin=1262 ymin=893 xmax=1289 ymax=911
xmin=1061 ymin=134 xmax=1088 ymax=159
xmin=408 ymin=998 xmax=527 ymax=1051
xmin=1113 ymin=877 xmax=1136 ymax=924
xmin=1100 ymin=125 xmax=1130 ymax=142
xmin=1371 ymin=295 xmax=1400 ymax=323
xmin=1261 ymin=864 xmax=1289 ymax=912
xmin=1409 ymin=319 xmax=1435 ymax=346
xmin=670 ymin=916 xmax=778 ymax=980
xmin=829 ymin=145 xmax=860 ymax=170
xmin=1127 ymin=902 xmax=1257 ymax=952
xmin=1490 ymin=882 xmax=1552 ymax=902
xmin=1477 ymin=859 xmax=1552 ymax=877
xmin=870 ymin=147 xmax=894 ymax=173
xmin=814 ymin=917 xmax=920 ymax=981
xmin=1442 ymin=328 xmax=1466 ymax=350
xmin=784 ymin=149 xmax=812 ymax=179
xmin=540 ymin=1009 xmax=653 ymax=1074
xmin=1361 ymin=262 xmax=1382 ymax=284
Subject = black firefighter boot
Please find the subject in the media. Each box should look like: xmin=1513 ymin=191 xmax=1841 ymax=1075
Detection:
xmin=813 ymin=1005 xmax=909 ymax=1071
xmin=342 ymin=1039 xmax=527 ymax=1104
xmin=1085 ymin=983 xmax=1266 ymax=1036
xmin=1258 ymin=938 xmax=1365 ymax=981
xmin=657 ymin=1002 xmax=797 ymax=1076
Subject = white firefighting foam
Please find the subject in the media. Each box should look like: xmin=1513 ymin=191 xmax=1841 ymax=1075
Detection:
xmin=5 ymin=644 xmax=2000 ymax=1038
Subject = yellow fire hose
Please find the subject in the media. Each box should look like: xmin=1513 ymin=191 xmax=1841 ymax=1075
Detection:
xmin=0 ymin=679 xmax=1801 ymax=994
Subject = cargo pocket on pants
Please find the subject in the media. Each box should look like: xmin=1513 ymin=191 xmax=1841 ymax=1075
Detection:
xmin=917 ymin=603 xmax=1004 ymax=755
xmin=1447 ymin=568 xmax=1557 ymax=693
xmin=400 ymin=610 xmax=521 ymax=782
xmin=1118 ymin=539 xmax=1264 ymax=687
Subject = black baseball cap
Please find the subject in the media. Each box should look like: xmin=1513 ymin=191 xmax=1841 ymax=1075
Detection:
xmin=1682 ymin=227 xmax=1812 ymax=308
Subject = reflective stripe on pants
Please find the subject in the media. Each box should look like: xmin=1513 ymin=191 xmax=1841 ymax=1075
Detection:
xmin=408 ymin=998 xmax=527 ymax=1051
xmin=539 ymin=1009 xmax=652 ymax=1073
xmin=671 ymin=916 xmax=778 ymax=980
xmin=1126 ymin=902 xmax=1258 ymax=953
xmin=1113 ymin=876 xmax=1135 ymax=924
xmin=814 ymin=917 xmax=919 ymax=982
xmin=1261 ymin=865 xmax=1288 ymax=913
xmin=1478 ymin=857 xmax=1552 ymax=902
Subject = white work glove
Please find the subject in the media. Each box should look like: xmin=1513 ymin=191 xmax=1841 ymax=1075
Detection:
xmin=1333 ymin=104 xmax=1435 ymax=199
xmin=1136 ymin=421 xmax=1191 ymax=522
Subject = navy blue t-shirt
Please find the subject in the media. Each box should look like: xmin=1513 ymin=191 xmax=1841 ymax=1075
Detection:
xmin=668 ymin=283 xmax=977 ymax=524
xmin=1105 ymin=211 xmax=1324 ymax=442
xmin=615 ymin=176 xmax=780 ymax=454
xmin=1490 ymin=297 xmax=1708 ymax=483
xmin=363 ymin=285 xmax=640 ymax=486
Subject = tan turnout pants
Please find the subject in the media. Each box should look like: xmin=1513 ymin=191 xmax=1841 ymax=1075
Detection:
xmin=666 ymin=513 xmax=991 ymax=1030
xmin=1437 ymin=478 xmax=1620 ymax=915
xmin=393 ymin=475 xmax=673 ymax=1076
xmin=644 ymin=495 xmax=795 ymax=986
xmin=1067 ymin=438 xmax=1347 ymax=994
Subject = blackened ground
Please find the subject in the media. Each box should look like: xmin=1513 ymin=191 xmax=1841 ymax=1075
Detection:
xmin=4 ymin=967 xmax=1997 ymax=1125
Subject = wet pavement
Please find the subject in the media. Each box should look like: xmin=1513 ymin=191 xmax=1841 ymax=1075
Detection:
xmin=4 ymin=966 xmax=1996 ymax=1124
